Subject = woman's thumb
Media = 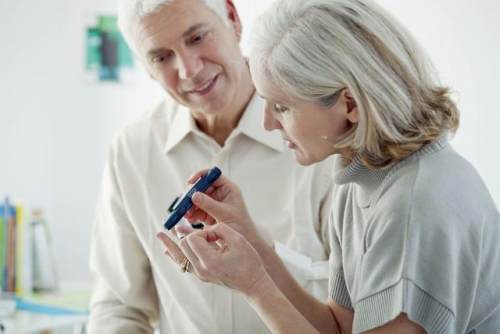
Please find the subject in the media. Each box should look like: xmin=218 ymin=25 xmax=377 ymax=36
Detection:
xmin=192 ymin=192 xmax=226 ymax=220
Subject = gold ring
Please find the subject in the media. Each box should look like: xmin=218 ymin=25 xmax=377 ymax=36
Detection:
xmin=180 ymin=257 xmax=191 ymax=273
xmin=184 ymin=260 xmax=191 ymax=273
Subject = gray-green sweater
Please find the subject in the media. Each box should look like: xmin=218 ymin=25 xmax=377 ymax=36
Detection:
xmin=328 ymin=137 xmax=500 ymax=334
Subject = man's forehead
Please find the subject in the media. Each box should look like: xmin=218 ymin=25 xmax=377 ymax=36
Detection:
xmin=136 ymin=1 xmax=217 ymax=50
xmin=143 ymin=23 xmax=209 ymax=57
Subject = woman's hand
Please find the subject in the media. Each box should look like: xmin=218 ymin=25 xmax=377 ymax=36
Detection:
xmin=157 ymin=224 xmax=270 ymax=296
xmin=184 ymin=169 xmax=260 ymax=244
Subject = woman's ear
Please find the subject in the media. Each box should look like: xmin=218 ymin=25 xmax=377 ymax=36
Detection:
xmin=343 ymin=89 xmax=359 ymax=124
xmin=226 ymin=0 xmax=242 ymax=41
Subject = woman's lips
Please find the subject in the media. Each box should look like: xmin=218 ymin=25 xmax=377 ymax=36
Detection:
xmin=285 ymin=140 xmax=297 ymax=149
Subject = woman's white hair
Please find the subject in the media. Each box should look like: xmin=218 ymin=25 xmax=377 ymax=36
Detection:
xmin=118 ymin=0 xmax=229 ymax=53
xmin=250 ymin=0 xmax=459 ymax=167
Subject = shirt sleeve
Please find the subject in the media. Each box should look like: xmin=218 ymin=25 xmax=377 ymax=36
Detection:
xmin=87 ymin=143 xmax=159 ymax=334
xmin=274 ymin=161 xmax=335 ymax=301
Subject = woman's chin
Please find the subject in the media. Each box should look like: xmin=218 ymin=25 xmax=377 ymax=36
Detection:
xmin=294 ymin=150 xmax=315 ymax=166
xmin=295 ymin=149 xmax=330 ymax=166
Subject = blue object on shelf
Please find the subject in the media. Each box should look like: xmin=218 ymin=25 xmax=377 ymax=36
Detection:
xmin=15 ymin=298 xmax=88 ymax=316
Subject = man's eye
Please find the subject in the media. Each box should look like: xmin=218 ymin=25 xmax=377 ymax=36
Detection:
xmin=273 ymin=104 xmax=289 ymax=113
xmin=152 ymin=53 xmax=173 ymax=64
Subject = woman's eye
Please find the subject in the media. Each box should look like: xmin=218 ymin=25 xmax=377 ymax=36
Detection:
xmin=273 ymin=104 xmax=289 ymax=113
xmin=190 ymin=32 xmax=206 ymax=44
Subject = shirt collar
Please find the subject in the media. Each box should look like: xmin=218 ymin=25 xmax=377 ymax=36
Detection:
xmin=164 ymin=93 xmax=284 ymax=153
xmin=164 ymin=103 xmax=199 ymax=153
xmin=236 ymin=93 xmax=284 ymax=152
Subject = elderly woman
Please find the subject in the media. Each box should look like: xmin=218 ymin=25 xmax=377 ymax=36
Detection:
xmin=157 ymin=0 xmax=500 ymax=333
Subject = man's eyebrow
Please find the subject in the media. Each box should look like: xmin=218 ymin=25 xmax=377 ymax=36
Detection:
xmin=146 ymin=24 xmax=209 ymax=58
xmin=182 ymin=23 xmax=208 ymax=38
xmin=147 ymin=47 xmax=167 ymax=58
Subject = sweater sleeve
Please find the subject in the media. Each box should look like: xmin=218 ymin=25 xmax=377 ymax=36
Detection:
xmin=327 ymin=197 xmax=353 ymax=310
xmin=350 ymin=176 xmax=481 ymax=334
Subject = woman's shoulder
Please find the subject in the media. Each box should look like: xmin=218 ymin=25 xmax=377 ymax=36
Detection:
xmin=376 ymin=143 xmax=497 ymax=231
xmin=412 ymin=145 xmax=495 ymax=215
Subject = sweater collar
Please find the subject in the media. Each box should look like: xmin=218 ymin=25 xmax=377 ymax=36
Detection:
xmin=332 ymin=136 xmax=449 ymax=207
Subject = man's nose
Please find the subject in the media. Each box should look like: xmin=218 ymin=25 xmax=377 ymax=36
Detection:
xmin=177 ymin=51 xmax=203 ymax=80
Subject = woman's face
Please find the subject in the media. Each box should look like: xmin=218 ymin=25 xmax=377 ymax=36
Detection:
xmin=251 ymin=68 xmax=358 ymax=165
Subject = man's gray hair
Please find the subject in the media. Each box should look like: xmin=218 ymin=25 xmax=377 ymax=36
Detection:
xmin=118 ymin=0 xmax=229 ymax=52
xmin=250 ymin=0 xmax=459 ymax=168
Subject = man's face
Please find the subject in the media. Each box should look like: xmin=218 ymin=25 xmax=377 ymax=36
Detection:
xmin=135 ymin=0 xmax=247 ymax=115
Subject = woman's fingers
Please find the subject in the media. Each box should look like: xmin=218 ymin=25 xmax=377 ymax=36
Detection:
xmin=157 ymin=231 xmax=205 ymax=277
xmin=175 ymin=223 xmax=194 ymax=238
xmin=188 ymin=224 xmax=236 ymax=256
xmin=185 ymin=192 xmax=218 ymax=225
xmin=175 ymin=227 xmax=227 ymax=279
xmin=187 ymin=170 xmax=231 ymax=189
xmin=186 ymin=224 xmax=266 ymax=293
xmin=185 ymin=208 xmax=216 ymax=225
xmin=191 ymin=192 xmax=228 ymax=222
xmin=158 ymin=223 xmax=264 ymax=295
xmin=156 ymin=232 xmax=185 ymax=265
xmin=187 ymin=169 xmax=209 ymax=184
xmin=178 ymin=237 xmax=203 ymax=275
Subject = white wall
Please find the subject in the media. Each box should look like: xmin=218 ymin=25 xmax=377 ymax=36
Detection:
xmin=0 ymin=0 xmax=163 ymax=285
xmin=0 ymin=0 xmax=499 ymax=285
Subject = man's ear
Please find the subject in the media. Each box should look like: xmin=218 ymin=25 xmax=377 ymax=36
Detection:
xmin=225 ymin=0 xmax=242 ymax=41
xmin=343 ymin=89 xmax=359 ymax=124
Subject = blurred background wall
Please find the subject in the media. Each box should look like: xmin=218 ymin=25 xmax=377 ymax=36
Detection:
xmin=1 ymin=0 xmax=499 ymax=286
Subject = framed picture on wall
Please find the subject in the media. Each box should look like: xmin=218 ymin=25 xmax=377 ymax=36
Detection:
xmin=84 ymin=15 xmax=135 ymax=83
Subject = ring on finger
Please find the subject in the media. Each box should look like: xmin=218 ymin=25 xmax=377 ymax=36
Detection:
xmin=180 ymin=257 xmax=191 ymax=273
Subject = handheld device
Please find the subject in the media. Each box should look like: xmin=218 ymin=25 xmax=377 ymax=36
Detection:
xmin=163 ymin=166 xmax=222 ymax=230
xmin=167 ymin=196 xmax=204 ymax=229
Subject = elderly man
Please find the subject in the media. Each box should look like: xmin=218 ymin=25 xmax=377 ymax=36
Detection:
xmin=87 ymin=0 xmax=333 ymax=333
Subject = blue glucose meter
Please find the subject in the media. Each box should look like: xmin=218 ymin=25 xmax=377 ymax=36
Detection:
xmin=163 ymin=167 xmax=222 ymax=230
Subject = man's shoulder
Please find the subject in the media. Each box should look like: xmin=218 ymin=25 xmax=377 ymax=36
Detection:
xmin=112 ymin=98 xmax=178 ymax=150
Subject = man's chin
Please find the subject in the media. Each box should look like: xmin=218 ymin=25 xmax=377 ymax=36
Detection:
xmin=188 ymin=100 xmax=228 ymax=116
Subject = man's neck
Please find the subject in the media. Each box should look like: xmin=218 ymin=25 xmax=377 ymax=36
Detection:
xmin=193 ymin=72 xmax=255 ymax=147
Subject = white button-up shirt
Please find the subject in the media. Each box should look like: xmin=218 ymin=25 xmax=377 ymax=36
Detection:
xmin=88 ymin=94 xmax=334 ymax=333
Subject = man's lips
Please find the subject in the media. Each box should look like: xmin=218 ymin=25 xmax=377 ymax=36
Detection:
xmin=186 ymin=74 xmax=219 ymax=95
